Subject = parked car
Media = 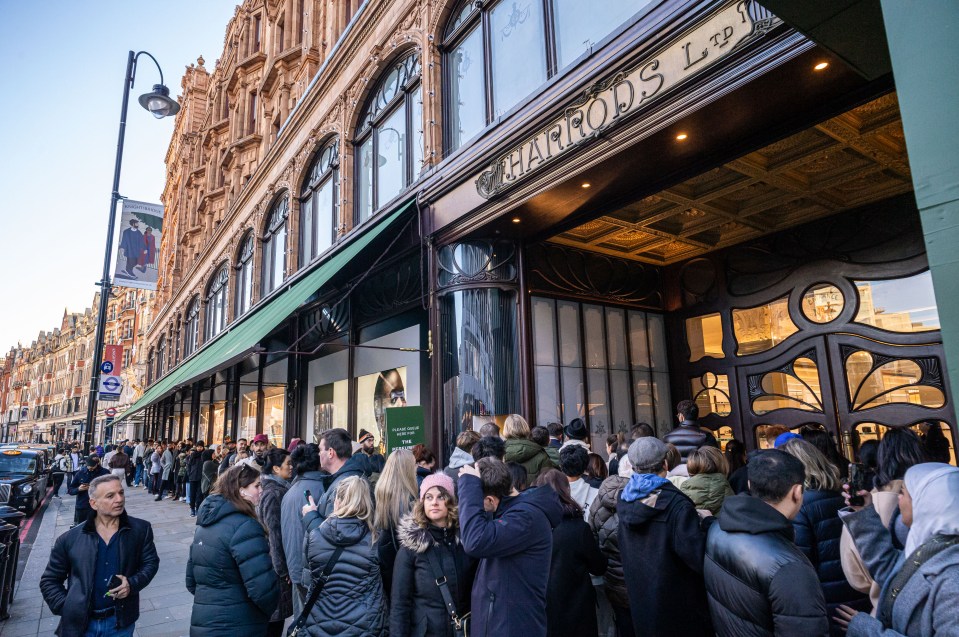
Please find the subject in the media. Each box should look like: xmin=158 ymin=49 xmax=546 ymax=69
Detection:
xmin=0 ymin=449 xmax=49 ymax=515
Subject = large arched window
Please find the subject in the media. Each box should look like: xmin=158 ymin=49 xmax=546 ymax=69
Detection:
xmin=205 ymin=265 xmax=229 ymax=341
xmin=300 ymin=138 xmax=339 ymax=264
xmin=262 ymin=196 xmax=288 ymax=296
xmin=236 ymin=232 xmax=255 ymax=317
xmin=443 ymin=0 xmax=645 ymax=151
xmin=155 ymin=337 xmax=166 ymax=379
xmin=355 ymin=50 xmax=423 ymax=220
xmin=184 ymin=297 xmax=200 ymax=357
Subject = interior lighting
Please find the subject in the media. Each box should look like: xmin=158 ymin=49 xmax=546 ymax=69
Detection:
xmin=676 ymin=133 xmax=688 ymax=141
xmin=814 ymin=62 xmax=829 ymax=71
xmin=581 ymin=182 xmax=591 ymax=189
xmin=512 ymin=217 xmax=521 ymax=224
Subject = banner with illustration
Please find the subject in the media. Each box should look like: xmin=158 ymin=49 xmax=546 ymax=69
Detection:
xmin=112 ymin=199 xmax=163 ymax=290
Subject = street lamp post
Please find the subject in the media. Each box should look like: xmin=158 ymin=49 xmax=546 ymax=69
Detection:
xmin=82 ymin=51 xmax=180 ymax=454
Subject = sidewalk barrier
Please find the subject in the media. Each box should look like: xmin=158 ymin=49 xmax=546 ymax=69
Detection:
xmin=0 ymin=506 xmax=26 ymax=619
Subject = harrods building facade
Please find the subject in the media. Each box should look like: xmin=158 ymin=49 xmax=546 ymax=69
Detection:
xmin=123 ymin=0 xmax=957 ymax=464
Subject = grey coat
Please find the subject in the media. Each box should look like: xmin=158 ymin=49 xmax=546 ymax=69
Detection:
xmin=845 ymin=506 xmax=959 ymax=637
xmin=161 ymin=449 xmax=174 ymax=480
xmin=280 ymin=470 xmax=328 ymax=589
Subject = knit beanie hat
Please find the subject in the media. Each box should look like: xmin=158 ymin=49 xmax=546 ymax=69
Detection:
xmin=419 ymin=472 xmax=455 ymax=500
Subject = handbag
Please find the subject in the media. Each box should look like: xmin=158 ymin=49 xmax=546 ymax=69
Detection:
xmin=425 ymin=547 xmax=470 ymax=637
xmin=287 ymin=546 xmax=345 ymax=637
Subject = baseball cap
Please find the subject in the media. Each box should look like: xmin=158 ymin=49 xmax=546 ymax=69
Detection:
xmin=251 ymin=434 xmax=269 ymax=444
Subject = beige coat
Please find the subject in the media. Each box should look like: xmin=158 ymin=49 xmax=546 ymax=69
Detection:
xmin=839 ymin=479 xmax=902 ymax=614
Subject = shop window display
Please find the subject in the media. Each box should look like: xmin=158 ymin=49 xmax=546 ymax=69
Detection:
xmin=732 ymin=296 xmax=798 ymax=355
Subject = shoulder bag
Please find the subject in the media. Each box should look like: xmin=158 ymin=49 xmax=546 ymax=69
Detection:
xmin=287 ymin=546 xmax=345 ymax=637
xmin=425 ymin=547 xmax=470 ymax=637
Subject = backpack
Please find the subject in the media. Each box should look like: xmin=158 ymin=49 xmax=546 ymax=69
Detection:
xmin=56 ymin=455 xmax=72 ymax=473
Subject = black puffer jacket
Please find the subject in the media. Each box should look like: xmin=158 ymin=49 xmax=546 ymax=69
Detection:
xmin=588 ymin=474 xmax=629 ymax=607
xmin=256 ymin=475 xmax=293 ymax=622
xmin=662 ymin=422 xmax=719 ymax=463
xmin=704 ymin=495 xmax=829 ymax=637
xmin=792 ymin=488 xmax=868 ymax=626
xmin=304 ymin=516 xmax=387 ymax=637
xmin=186 ymin=494 xmax=278 ymax=636
xmin=390 ymin=515 xmax=475 ymax=637
xmin=546 ymin=513 xmax=607 ymax=637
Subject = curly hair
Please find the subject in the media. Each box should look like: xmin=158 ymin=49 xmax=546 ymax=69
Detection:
xmin=410 ymin=485 xmax=459 ymax=530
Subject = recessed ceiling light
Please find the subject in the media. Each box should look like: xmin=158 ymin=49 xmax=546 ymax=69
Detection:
xmin=676 ymin=133 xmax=688 ymax=141
xmin=814 ymin=62 xmax=829 ymax=71
xmin=581 ymin=182 xmax=591 ymax=189
xmin=512 ymin=217 xmax=521 ymax=224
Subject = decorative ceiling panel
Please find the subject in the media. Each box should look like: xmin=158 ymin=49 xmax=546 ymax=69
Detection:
xmin=550 ymin=93 xmax=910 ymax=265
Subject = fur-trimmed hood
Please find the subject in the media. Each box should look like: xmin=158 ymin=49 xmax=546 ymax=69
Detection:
xmin=397 ymin=513 xmax=459 ymax=554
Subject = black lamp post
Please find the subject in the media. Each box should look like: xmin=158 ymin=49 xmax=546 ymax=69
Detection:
xmin=82 ymin=51 xmax=180 ymax=454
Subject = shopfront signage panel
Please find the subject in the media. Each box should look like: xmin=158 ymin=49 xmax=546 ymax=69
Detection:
xmin=385 ymin=406 xmax=426 ymax=455
xmin=475 ymin=1 xmax=761 ymax=199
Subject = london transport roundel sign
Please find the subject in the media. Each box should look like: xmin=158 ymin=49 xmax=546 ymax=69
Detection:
xmin=102 ymin=376 xmax=121 ymax=392
xmin=105 ymin=408 xmax=117 ymax=417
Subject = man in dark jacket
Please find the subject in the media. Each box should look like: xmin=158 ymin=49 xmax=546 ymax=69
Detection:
xmin=618 ymin=437 xmax=713 ymax=637
xmin=41 ymin=474 xmax=159 ymax=637
xmin=662 ymin=399 xmax=719 ymax=463
xmin=186 ymin=440 xmax=206 ymax=517
xmin=357 ymin=429 xmax=386 ymax=474
xmin=458 ymin=457 xmax=563 ymax=637
xmin=68 ymin=455 xmax=110 ymax=526
xmin=704 ymin=449 xmax=829 ymax=637
xmin=280 ymin=443 xmax=327 ymax=615
xmin=312 ymin=428 xmax=367 ymax=521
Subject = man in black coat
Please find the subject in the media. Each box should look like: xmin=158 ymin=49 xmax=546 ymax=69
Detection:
xmin=662 ymin=399 xmax=719 ymax=463
xmin=40 ymin=474 xmax=159 ymax=637
xmin=458 ymin=457 xmax=562 ymax=637
xmin=704 ymin=449 xmax=829 ymax=637
xmin=186 ymin=440 xmax=206 ymax=517
xmin=618 ymin=437 xmax=713 ymax=637
xmin=357 ymin=429 xmax=386 ymax=474
xmin=68 ymin=455 xmax=111 ymax=526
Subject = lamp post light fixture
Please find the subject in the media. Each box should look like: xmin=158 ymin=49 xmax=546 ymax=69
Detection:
xmin=82 ymin=51 xmax=179 ymax=453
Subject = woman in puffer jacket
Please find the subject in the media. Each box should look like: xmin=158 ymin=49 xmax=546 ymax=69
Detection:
xmin=186 ymin=464 xmax=278 ymax=636
xmin=302 ymin=475 xmax=387 ymax=637
xmin=502 ymin=414 xmax=555 ymax=483
xmin=589 ymin=455 xmax=635 ymax=637
xmin=781 ymin=439 xmax=868 ymax=634
xmin=390 ymin=473 xmax=475 ymax=637
xmin=680 ymin=447 xmax=734 ymax=515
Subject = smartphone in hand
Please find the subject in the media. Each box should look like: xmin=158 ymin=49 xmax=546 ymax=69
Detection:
xmin=848 ymin=463 xmax=866 ymax=506
xmin=304 ymin=489 xmax=312 ymax=502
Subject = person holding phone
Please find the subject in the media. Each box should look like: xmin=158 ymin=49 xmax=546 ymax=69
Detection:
xmin=68 ymin=455 xmax=110 ymax=527
xmin=40 ymin=474 xmax=160 ymax=637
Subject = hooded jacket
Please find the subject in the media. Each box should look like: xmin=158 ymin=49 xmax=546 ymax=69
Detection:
xmin=704 ymin=495 xmax=828 ymax=637
xmin=662 ymin=422 xmax=719 ymax=463
xmin=390 ymin=514 xmax=476 ymax=637
xmin=303 ymin=517 xmax=387 ymax=637
xmin=588 ymin=474 xmax=630 ymax=607
xmin=458 ymin=476 xmax=563 ymax=637
xmin=618 ymin=478 xmax=712 ymax=637
xmin=186 ymin=494 xmax=279 ymax=636
xmin=680 ymin=472 xmax=734 ymax=515
xmin=281 ymin=469 xmax=328 ymax=589
xmin=40 ymin=512 xmax=159 ymax=637
xmin=443 ymin=447 xmax=474 ymax=484
xmin=503 ymin=438 xmax=555 ymax=483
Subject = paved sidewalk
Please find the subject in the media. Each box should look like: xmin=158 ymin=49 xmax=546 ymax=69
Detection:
xmin=1 ymin=483 xmax=198 ymax=637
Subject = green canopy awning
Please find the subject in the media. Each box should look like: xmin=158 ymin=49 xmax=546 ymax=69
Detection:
xmin=116 ymin=202 xmax=412 ymax=422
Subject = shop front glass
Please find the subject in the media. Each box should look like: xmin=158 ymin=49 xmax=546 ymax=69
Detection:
xmin=211 ymin=382 xmax=227 ymax=446
xmin=240 ymin=369 xmax=259 ymax=442
xmin=306 ymin=338 xmax=349 ymax=442
xmin=262 ymin=361 xmax=287 ymax=449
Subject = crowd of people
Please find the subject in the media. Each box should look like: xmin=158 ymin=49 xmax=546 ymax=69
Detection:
xmin=38 ymin=404 xmax=959 ymax=637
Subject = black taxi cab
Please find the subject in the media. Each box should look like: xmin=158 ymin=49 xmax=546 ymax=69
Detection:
xmin=0 ymin=448 xmax=49 ymax=515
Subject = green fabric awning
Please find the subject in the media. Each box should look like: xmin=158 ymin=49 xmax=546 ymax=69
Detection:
xmin=116 ymin=202 xmax=412 ymax=422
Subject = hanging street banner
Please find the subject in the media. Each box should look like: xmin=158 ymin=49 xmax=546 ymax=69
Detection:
xmin=113 ymin=199 xmax=163 ymax=290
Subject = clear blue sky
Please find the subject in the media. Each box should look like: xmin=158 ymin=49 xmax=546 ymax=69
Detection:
xmin=0 ymin=1 xmax=238 ymax=349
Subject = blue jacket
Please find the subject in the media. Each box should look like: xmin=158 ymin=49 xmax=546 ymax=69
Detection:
xmin=68 ymin=466 xmax=110 ymax=511
xmin=458 ymin=476 xmax=562 ymax=637
xmin=315 ymin=455 xmax=369 ymax=520
xmin=281 ymin=470 xmax=328 ymax=589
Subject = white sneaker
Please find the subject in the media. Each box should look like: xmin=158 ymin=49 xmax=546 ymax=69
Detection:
xmin=179 ymin=497 xmax=186 ymax=502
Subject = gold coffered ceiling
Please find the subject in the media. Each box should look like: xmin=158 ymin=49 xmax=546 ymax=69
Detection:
xmin=550 ymin=93 xmax=911 ymax=265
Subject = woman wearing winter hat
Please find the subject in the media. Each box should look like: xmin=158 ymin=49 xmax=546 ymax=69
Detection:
xmin=390 ymin=472 xmax=476 ymax=637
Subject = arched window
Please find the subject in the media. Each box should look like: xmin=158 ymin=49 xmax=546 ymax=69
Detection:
xmin=262 ymin=196 xmax=288 ymax=296
xmin=300 ymin=138 xmax=339 ymax=264
xmin=236 ymin=232 xmax=255 ymax=317
xmin=184 ymin=297 xmax=200 ymax=357
xmin=205 ymin=266 xmax=229 ymax=341
xmin=355 ymin=50 xmax=423 ymax=220
xmin=155 ymin=337 xmax=166 ymax=379
xmin=443 ymin=0 xmax=645 ymax=151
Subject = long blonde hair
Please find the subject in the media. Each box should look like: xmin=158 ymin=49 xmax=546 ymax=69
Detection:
xmin=503 ymin=414 xmax=531 ymax=440
xmin=333 ymin=476 xmax=377 ymax=540
xmin=782 ymin=438 xmax=842 ymax=491
xmin=373 ymin=448 xmax=417 ymax=532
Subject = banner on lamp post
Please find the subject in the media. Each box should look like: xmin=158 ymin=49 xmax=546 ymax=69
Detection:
xmin=98 ymin=344 xmax=123 ymax=402
xmin=112 ymin=199 xmax=163 ymax=291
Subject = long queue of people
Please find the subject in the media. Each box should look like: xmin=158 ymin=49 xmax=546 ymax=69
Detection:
xmin=172 ymin=402 xmax=958 ymax=637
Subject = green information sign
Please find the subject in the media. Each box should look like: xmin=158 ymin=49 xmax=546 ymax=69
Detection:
xmin=385 ymin=406 xmax=426 ymax=455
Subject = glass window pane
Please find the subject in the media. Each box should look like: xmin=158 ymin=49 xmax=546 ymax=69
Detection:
xmin=377 ymin=106 xmax=406 ymax=207
xmin=358 ymin=137 xmax=373 ymax=218
xmin=263 ymin=385 xmax=286 ymax=449
xmin=686 ymin=313 xmax=724 ymax=361
xmin=448 ymin=25 xmax=486 ymax=150
xmin=553 ymin=0 xmax=646 ymax=68
xmin=856 ymin=421 xmax=955 ymax=465
xmin=651 ymin=371 xmax=672 ymax=435
xmin=632 ymin=368 xmax=654 ymax=426
xmin=561 ymin=366 xmax=584 ymax=424
xmin=315 ymin=178 xmax=334 ymax=255
xmin=557 ymin=301 xmax=581 ymax=366
xmin=301 ymin=194 xmax=314 ymax=261
xmin=411 ymin=84 xmax=424 ymax=178
xmin=273 ymin=225 xmax=286 ymax=287
xmin=535 ymin=365 xmax=560 ymax=427
xmin=532 ymin=297 xmax=557 ymax=366
xmin=854 ymin=272 xmax=940 ymax=332
xmin=691 ymin=372 xmax=731 ymax=417
xmin=584 ymin=305 xmax=606 ymax=368
xmin=606 ymin=308 xmax=628 ymax=370
xmin=609 ymin=369 xmax=631 ymax=435
xmin=587 ymin=368 xmax=609 ymax=450
xmin=801 ymin=284 xmax=844 ymax=323
xmin=647 ymin=314 xmax=668 ymax=370
xmin=490 ymin=0 xmax=547 ymax=117
xmin=733 ymin=296 xmax=798 ymax=355
xmin=628 ymin=311 xmax=649 ymax=370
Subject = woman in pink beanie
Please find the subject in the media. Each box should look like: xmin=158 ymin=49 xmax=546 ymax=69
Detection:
xmin=390 ymin=471 xmax=476 ymax=637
